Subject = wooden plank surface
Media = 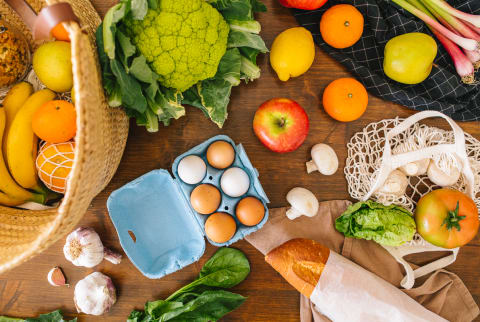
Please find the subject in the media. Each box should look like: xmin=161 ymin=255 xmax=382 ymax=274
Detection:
xmin=1 ymin=0 xmax=480 ymax=321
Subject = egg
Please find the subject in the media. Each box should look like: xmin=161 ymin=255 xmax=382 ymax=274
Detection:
xmin=220 ymin=167 xmax=250 ymax=197
xmin=190 ymin=184 xmax=221 ymax=214
xmin=206 ymin=141 xmax=235 ymax=169
xmin=178 ymin=155 xmax=206 ymax=185
xmin=205 ymin=212 xmax=237 ymax=243
xmin=236 ymin=196 xmax=265 ymax=226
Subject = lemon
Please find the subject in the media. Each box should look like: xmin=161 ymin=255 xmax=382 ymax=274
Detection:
xmin=33 ymin=41 xmax=73 ymax=92
xmin=270 ymin=27 xmax=315 ymax=81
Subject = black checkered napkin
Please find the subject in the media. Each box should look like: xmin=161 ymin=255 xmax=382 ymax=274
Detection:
xmin=293 ymin=0 xmax=480 ymax=121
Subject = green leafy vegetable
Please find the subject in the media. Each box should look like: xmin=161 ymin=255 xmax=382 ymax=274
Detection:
xmin=97 ymin=0 xmax=267 ymax=130
xmin=129 ymin=248 xmax=250 ymax=321
xmin=0 ymin=310 xmax=76 ymax=322
xmin=335 ymin=200 xmax=416 ymax=246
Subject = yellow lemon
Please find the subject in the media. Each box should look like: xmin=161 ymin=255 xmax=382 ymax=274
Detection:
xmin=270 ymin=27 xmax=315 ymax=81
xmin=33 ymin=41 xmax=73 ymax=92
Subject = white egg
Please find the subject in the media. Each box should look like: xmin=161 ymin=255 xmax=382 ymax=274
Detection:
xmin=220 ymin=167 xmax=250 ymax=198
xmin=178 ymin=155 xmax=207 ymax=185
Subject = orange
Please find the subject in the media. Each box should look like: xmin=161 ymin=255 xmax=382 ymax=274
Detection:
xmin=320 ymin=4 xmax=364 ymax=49
xmin=51 ymin=23 xmax=70 ymax=42
xmin=36 ymin=141 xmax=75 ymax=194
xmin=323 ymin=78 xmax=368 ymax=122
xmin=32 ymin=100 xmax=76 ymax=143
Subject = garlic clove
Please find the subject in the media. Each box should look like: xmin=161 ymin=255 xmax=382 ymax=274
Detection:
xmin=375 ymin=170 xmax=409 ymax=196
xmin=47 ymin=266 xmax=68 ymax=287
xmin=104 ymin=247 xmax=122 ymax=264
xmin=74 ymin=272 xmax=116 ymax=316
xmin=399 ymin=159 xmax=430 ymax=176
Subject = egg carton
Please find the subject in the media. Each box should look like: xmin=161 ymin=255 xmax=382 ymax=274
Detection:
xmin=107 ymin=135 xmax=269 ymax=279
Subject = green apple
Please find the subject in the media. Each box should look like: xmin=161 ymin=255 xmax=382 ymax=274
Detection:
xmin=383 ymin=33 xmax=438 ymax=85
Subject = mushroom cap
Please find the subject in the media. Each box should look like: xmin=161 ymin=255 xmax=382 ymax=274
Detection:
xmin=286 ymin=187 xmax=319 ymax=217
xmin=310 ymin=143 xmax=338 ymax=175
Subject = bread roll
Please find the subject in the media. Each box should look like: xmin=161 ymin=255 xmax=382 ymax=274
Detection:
xmin=265 ymin=238 xmax=330 ymax=298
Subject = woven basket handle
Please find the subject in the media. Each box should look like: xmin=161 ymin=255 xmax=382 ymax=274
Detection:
xmin=364 ymin=110 xmax=475 ymax=200
xmin=4 ymin=0 xmax=78 ymax=39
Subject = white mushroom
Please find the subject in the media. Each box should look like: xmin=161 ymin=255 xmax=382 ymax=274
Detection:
xmin=375 ymin=170 xmax=409 ymax=196
xmin=427 ymin=159 xmax=461 ymax=187
xmin=285 ymin=187 xmax=319 ymax=220
xmin=306 ymin=143 xmax=339 ymax=175
xmin=398 ymin=158 xmax=430 ymax=176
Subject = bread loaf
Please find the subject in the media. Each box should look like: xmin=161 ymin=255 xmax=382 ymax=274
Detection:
xmin=265 ymin=238 xmax=330 ymax=298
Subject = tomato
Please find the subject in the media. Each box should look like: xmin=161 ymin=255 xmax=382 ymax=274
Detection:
xmin=415 ymin=189 xmax=479 ymax=249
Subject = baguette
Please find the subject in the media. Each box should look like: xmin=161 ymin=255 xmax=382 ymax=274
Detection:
xmin=265 ymin=238 xmax=330 ymax=298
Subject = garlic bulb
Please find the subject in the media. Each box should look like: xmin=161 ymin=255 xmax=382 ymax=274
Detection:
xmin=64 ymin=227 xmax=122 ymax=267
xmin=392 ymin=138 xmax=430 ymax=176
xmin=375 ymin=170 xmax=409 ymax=196
xmin=74 ymin=272 xmax=116 ymax=315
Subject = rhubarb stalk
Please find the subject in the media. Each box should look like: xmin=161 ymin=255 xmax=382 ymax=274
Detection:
xmin=422 ymin=0 xmax=480 ymax=28
xmin=392 ymin=0 xmax=479 ymax=51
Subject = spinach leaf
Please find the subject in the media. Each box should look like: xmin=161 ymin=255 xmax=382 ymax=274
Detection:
xmin=161 ymin=291 xmax=246 ymax=322
xmin=110 ymin=59 xmax=147 ymax=113
xmin=228 ymin=19 xmax=261 ymax=34
xmin=102 ymin=2 xmax=128 ymax=59
xmin=166 ymin=248 xmax=250 ymax=301
xmin=0 ymin=317 xmax=23 ymax=322
xmin=127 ymin=310 xmax=146 ymax=322
xmin=250 ymin=0 xmax=267 ymax=12
xmin=145 ymin=300 xmax=183 ymax=318
xmin=209 ymin=0 xmax=253 ymax=21
xmin=227 ymin=30 xmax=268 ymax=53
xmin=116 ymin=30 xmax=136 ymax=63
xmin=197 ymin=79 xmax=232 ymax=128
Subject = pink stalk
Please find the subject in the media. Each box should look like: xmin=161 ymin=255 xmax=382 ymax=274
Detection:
xmin=464 ymin=21 xmax=480 ymax=37
xmin=420 ymin=0 xmax=480 ymax=41
xmin=393 ymin=0 xmax=479 ymax=51
xmin=465 ymin=50 xmax=480 ymax=69
xmin=423 ymin=0 xmax=480 ymax=28
xmin=434 ymin=31 xmax=475 ymax=84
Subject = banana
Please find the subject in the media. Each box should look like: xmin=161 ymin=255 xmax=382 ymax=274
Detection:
xmin=2 ymin=82 xmax=34 ymax=163
xmin=6 ymin=89 xmax=55 ymax=192
xmin=0 ymin=106 xmax=44 ymax=205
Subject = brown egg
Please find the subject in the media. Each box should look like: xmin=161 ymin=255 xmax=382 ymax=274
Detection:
xmin=206 ymin=141 xmax=235 ymax=169
xmin=205 ymin=212 xmax=237 ymax=243
xmin=190 ymin=184 xmax=221 ymax=215
xmin=236 ymin=196 xmax=265 ymax=226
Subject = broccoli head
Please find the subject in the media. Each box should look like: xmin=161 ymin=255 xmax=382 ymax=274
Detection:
xmin=125 ymin=0 xmax=229 ymax=92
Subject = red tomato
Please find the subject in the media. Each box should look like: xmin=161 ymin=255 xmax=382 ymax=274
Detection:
xmin=415 ymin=189 xmax=479 ymax=249
xmin=278 ymin=0 xmax=328 ymax=10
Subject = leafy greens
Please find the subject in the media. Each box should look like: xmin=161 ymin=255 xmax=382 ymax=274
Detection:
xmin=0 ymin=310 xmax=76 ymax=322
xmin=97 ymin=0 xmax=267 ymax=131
xmin=128 ymin=247 xmax=250 ymax=321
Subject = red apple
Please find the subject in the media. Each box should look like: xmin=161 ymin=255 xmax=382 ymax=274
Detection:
xmin=279 ymin=0 xmax=328 ymax=10
xmin=253 ymin=98 xmax=309 ymax=153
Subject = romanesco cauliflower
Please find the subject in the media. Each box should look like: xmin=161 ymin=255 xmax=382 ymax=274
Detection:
xmin=125 ymin=0 xmax=229 ymax=92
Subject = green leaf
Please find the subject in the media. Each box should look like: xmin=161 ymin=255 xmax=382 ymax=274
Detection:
xmin=127 ymin=310 xmax=146 ymax=322
xmin=250 ymin=0 xmax=267 ymax=12
xmin=240 ymin=55 xmax=260 ymax=82
xmin=215 ymin=48 xmax=241 ymax=86
xmin=145 ymin=105 xmax=159 ymax=132
xmin=160 ymin=290 xmax=246 ymax=321
xmin=145 ymin=300 xmax=183 ymax=318
xmin=25 ymin=310 xmax=76 ymax=322
xmin=147 ymin=0 xmax=158 ymax=9
xmin=108 ymin=82 xmax=123 ymax=107
xmin=239 ymin=46 xmax=259 ymax=64
xmin=130 ymin=0 xmax=149 ymax=20
xmin=227 ymin=30 xmax=268 ymax=53
xmin=197 ymin=79 xmax=232 ymax=128
xmin=166 ymin=248 xmax=250 ymax=301
xmin=110 ymin=59 xmax=147 ymax=113
xmin=96 ymin=23 xmax=118 ymax=100
xmin=116 ymin=30 xmax=136 ymax=60
xmin=228 ymin=19 xmax=261 ymax=34
xmin=102 ymin=2 xmax=127 ymax=59
xmin=0 ymin=317 xmax=24 ymax=322
xmin=158 ymin=88 xmax=186 ymax=125
xmin=208 ymin=0 xmax=253 ymax=21
xmin=129 ymin=55 xmax=158 ymax=83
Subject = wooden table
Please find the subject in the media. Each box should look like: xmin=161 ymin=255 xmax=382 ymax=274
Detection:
xmin=1 ymin=0 xmax=480 ymax=320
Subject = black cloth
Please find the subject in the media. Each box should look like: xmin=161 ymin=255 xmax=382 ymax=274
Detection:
xmin=293 ymin=0 xmax=480 ymax=121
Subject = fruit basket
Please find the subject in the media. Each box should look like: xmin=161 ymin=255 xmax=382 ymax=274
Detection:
xmin=0 ymin=0 xmax=129 ymax=273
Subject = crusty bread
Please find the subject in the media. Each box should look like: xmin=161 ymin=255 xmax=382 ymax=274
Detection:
xmin=265 ymin=238 xmax=330 ymax=298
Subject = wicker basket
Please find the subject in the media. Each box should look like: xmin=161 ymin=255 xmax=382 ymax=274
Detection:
xmin=0 ymin=0 xmax=129 ymax=273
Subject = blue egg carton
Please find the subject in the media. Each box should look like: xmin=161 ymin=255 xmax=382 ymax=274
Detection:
xmin=107 ymin=135 xmax=269 ymax=279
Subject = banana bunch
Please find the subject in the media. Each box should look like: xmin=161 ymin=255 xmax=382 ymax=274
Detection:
xmin=0 ymin=82 xmax=55 ymax=207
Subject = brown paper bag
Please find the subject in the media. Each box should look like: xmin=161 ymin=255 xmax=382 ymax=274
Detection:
xmin=245 ymin=200 xmax=479 ymax=322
